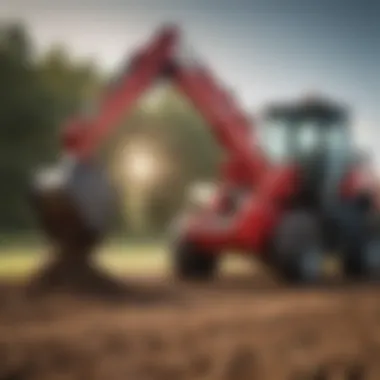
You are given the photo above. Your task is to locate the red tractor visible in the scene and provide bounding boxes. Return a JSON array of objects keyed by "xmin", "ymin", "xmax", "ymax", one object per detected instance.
[
  {"xmin": 30, "ymin": 25, "xmax": 380, "ymax": 285},
  {"xmin": 174, "ymin": 97, "xmax": 380, "ymax": 283}
]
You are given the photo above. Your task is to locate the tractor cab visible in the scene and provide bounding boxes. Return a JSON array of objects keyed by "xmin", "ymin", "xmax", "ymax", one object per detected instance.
[{"xmin": 259, "ymin": 97, "xmax": 354, "ymax": 207}]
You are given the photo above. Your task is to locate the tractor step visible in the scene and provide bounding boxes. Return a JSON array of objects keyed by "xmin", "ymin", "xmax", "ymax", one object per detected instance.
[{"xmin": 30, "ymin": 158, "xmax": 117, "ymax": 250}]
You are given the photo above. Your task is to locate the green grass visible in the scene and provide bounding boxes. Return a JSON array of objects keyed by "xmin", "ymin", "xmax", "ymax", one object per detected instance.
[
  {"xmin": 0, "ymin": 241, "xmax": 253, "ymax": 280},
  {"xmin": 0, "ymin": 247, "xmax": 44, "ymax": 278},
  {"xmin": 96, "ymin": 242, "xmax": 168, "ymax": 277},
  {"xmin": 0, "ymin": 242, "xmax": 167, "ymax": 279}
]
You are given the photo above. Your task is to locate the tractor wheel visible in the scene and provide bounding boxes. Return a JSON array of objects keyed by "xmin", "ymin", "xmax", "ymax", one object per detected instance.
[
  {"xmin": 270, "ymin": 210, "xmax": 325, "ymax": 284},
  {"xmin": 342, "ymin": 236, "xmax": 380, "ymax": 280},
  {"xmin": 173, "ymin": 239, "xmax": 218, "ymax": 281},
  {"xmin": 341, "ymin": 207, "xmax": 380, "ymax": 280}
]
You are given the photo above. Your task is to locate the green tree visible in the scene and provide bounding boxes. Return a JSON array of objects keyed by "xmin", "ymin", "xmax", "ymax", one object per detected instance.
[
  {"xmin": 0, "ymin": 23, "xmax": 58, "ymax": 231},
  {"xmin": 38, "ymin": 44, "xmax": 102, "ymax": 122}
]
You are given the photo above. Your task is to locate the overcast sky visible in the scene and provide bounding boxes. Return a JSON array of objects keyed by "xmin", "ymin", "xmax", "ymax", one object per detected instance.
[{"xmin": 1, "ymin": 0, "xmax": 379, "ymax": 163}]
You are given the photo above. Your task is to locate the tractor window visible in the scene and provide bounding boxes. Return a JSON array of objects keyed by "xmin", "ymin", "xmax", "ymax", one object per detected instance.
[
  {"xmin": 259, "ymin": 115, "xmax": 351, "ymax": 166},
  {"xmin": 323, "ymin": 122, "xmax": 352, "ymax": 175},
  {"xmin": 324, "ymin": 122, "xmax": 350, "ymax": 154},
  {"xmin": 260, "ymin": 118, "xmax": 291, "ymax": 164},
  {"xmin": 296, "ymin": 121, "xmax": 320, "ymax": 156}
]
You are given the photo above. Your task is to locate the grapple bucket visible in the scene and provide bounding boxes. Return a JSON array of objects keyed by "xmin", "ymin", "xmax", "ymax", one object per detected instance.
[{"xmin": 30, "ymin": 159, "xmax": 117, "ymax": 251}]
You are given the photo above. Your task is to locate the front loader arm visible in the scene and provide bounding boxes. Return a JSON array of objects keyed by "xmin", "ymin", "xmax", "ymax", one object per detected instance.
[
  {"xmin": 63, "ymin": 26, "xmax": 178, "ymax": 160},
  {"xmin": 61, "ymin": 25, "xmax": 267, "ymax": 188},
  {"xmin": 172, "ymin": 61, "xmax": 267, "ymax": 185}
]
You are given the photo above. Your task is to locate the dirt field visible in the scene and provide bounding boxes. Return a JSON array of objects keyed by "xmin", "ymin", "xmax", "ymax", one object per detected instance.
[{"xmin": 0, "ymin": 266, "xmax": 380, "ymax": 380}]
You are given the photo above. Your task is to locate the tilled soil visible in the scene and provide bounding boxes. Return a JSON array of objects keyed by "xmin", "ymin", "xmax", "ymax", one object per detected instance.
[{"xmin": 0, "ymin": 275, "xmax": 380, "ymax": 380}]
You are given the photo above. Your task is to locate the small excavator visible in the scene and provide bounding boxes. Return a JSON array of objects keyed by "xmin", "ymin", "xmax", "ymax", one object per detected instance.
[{"xmin": 31, "ymin": 25, "xmax": 380, "ymax": 285}]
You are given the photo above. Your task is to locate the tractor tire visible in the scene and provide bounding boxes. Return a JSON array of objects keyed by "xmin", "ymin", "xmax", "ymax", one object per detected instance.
[
  {"xmin": 341, "ymin": 206, "xmax": 380, "ymax": 280},
  {"xmin": 173, "ymin": 239, "xmax": 218, "ymax": 281},
  {"xmin": 270, "ymin": 210, "xmax": 325, "ymax": 284}
]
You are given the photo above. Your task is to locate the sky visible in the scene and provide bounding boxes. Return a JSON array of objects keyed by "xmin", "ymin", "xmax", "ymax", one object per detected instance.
[{"xmin": 0, "ymin": 0, "xmax": 379, "ymax": 163}]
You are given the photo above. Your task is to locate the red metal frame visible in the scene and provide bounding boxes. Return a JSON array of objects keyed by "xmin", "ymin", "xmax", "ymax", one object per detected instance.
[
  {"xmin": 63, "ymin": 26, "xmax": 178, "ymax": 159},
  {"xmin": 186, "ymin": 166, "xmax": 298, "ymax": 251},
  {"xmin": 62, "ymin": 26, "xmax": 267, "ymax": 182},
  {"xmin": 172, "ymin": 62, "xmax": 267, "ymax": 185}
]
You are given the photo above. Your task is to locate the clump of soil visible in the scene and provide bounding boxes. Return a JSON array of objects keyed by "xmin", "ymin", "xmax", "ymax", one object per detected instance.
[
  {"xmin": 29, "ymin": 185, "xmax": 129, "ymax": 299},
  {"xmin": 28, "ymin": 251, "xmax": 128, "ymax": 299},
  {"xmin": 26, "ymin": 247, "xmax": 180, "ymax": 306}
]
